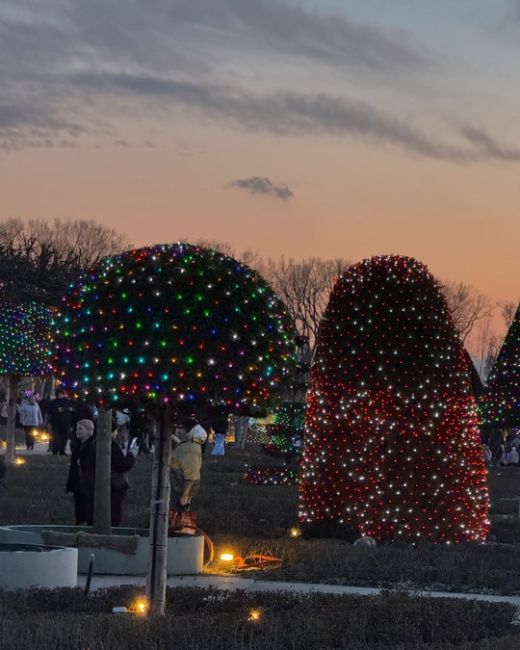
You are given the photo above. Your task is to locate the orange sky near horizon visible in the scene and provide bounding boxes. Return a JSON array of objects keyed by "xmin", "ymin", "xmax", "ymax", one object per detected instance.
[{"xmin": 1, "ymin": 131, "xmax": 518, "ymax": 310}]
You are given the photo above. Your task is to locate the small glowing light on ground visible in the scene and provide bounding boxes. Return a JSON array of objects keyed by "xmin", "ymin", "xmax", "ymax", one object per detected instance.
[
  {"xmin": 248, "ymin": 608, "xmax": 262, "ymax": 622},
  {"xmin": 14, "ymin": 458, "xmax": 26, "ymax": 466},
  {"xmin": 289, "ymin": 527, "xmax": 302, "ymax": 538},
  {"xmin": 129, "ymin": 596, "xmax": 149, "ymax": 616},
  {"xmin": 39, "ymin": 434, "xmax": 49, "ymax": 443},
  {"xmin": 219, "ymin": 552, "xmax": 235, "ymax": 562}
]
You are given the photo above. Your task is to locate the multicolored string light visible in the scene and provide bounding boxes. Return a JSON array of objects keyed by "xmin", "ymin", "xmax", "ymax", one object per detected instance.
[
  {"xmin": 480, "ymin": 303, "xmax": 520, "ymax": 429},
  {"xmin": 298, "ymin": 255, "xmax": 489, "ymax": 543},
  {"xmin": 243, "ymin": 465, "xmax": 297, "ymax": 486},
  {"xmin": 0, "ymin": 301, "xmax": 54, "ymax": 376},
  {"xmin": 262, "ymin": 403, "xmax": 305, "ymax": 458},
  {"xmin": 54, "ymin": 243, "xmax": 296, "ymax": 409},
  {"xmin": 245, "ymin": 402, "xmax": 305, "ymax": 485}
]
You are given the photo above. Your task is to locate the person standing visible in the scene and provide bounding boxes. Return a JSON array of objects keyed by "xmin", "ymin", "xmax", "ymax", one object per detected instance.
[
  {"xmin": 110, "ymin": 425, "xmax": 136, "ymax": 526},
  {"xmin": 115, "ymin": 408, "xmax": 131, "ymax": 450},
  {"xmin": 19, "ymin": 395, "xmax": 43, "ymax": 450},
  {"xmin": 66, "ymin": 419, "xmax": 96, "ymax": 525},
  {"xmin": 169, "ymin": 411, "xmax": 207, "ymax": 533},
  {"xmin": 208, "ymin": 407, "xmax": 228, "ymax": 457},
  {"xmin": 66, "ymin": 419, "xmax": 136, "ymax": 527},
  {"xmin": 48, "ymin": 390, "xmax": 75, "ymax": 455}
]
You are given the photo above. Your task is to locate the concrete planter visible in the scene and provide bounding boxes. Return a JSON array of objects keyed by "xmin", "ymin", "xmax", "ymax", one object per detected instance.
[
  {"xmin": 0, "ymin": 542, "xmax": 78, "ymax": 590},
  {"xmin": 0, "ymin": 526, "xmax": 204, "ymax": 576}
]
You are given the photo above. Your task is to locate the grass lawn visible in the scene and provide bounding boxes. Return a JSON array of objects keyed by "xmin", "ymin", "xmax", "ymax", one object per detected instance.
[{"xmin": 2, "ymin": 446, "xmax": 520, "ymax": 596}]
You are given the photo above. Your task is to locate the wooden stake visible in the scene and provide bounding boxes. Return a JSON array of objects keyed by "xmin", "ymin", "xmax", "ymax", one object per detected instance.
[
  {"xmin": 146, "ymin": 404, "xmax": 172, "ymax": 616},
  {"xmin": 93, "ymin": 408, "xmax": 112, "ymax": 535}
]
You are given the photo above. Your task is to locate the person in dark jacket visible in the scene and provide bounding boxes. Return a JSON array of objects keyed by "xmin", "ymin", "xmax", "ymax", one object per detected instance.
[
  {"xmin": 66, "ymin": 419, "xmax": 96, "ymax": 525},
  {"xmin": 110, "ymin": 425, "xmax": 136, "ymax": 526},
  {"xmin": 128, "ymin": 408, "xmax": 150, "ymax": 455},
  {"xmin": 48, "ymin": 390, "xmax": 75, "ymax": 455},
  {"xmin": 66, "ymin": 419, "xmax": 136, "ymax": 527}
]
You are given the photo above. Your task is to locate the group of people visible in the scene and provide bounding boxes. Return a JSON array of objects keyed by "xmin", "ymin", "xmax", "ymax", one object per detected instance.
[
  {"xmin": 0, "ymin": 390, "xmax": 89, "ymax": 453},
  {"xmin": 66, "ymin": 416, "xmax": 137, "ymax": 527},
  {"xmin": 0, "ymin": 388, "xmax": 229, "ymax": 530},
  {"xmin": 483, "ymin": 428, "xmax": 520, "ymax": 467},
  {"xmin": 64, "ymin": 401, "xmax": 227, "ymax": 531}
]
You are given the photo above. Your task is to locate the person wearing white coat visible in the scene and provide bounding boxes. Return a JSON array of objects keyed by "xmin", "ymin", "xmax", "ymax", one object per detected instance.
[{"xmin": 18, "ymin": 396, "xmax": 43, "ymax": 450}]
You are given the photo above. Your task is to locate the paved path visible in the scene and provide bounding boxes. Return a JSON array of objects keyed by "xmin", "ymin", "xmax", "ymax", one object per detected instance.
[{"xmin": 78, "ymin": 573, "xmax": 520, "ymax": 607}]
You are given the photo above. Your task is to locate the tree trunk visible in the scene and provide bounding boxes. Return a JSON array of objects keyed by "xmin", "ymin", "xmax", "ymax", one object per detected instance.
[
  {"xmin": 93, "ymin": 409, "xmax": 112, "ymax": 534},
  {"xmin": 146, "ymin": 404, "xmax": 172, "ymax": 616},
  {"xmin": 5, "ymin": 374, "xmax": 19, "ymax": 464}
]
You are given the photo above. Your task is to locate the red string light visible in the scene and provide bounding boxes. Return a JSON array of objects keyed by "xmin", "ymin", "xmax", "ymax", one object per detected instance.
[{"xmin": 298, "ymin": 255, "xmax": 489, "ymax": 543}]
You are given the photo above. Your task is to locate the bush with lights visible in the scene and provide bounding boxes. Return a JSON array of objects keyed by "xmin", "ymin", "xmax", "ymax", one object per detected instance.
[
  {"xmin": 262, "ymin": 402, "xmax": 305, "ymax": 458},
  {"xmin": 54, "ymin": 243, "xmax": 296, "ymax": 409},
  {"xmin": 0, "ymin": 298, "xmax": 54, "ymax": 462},
  {"xmin": 298, "ymin": 255, "xmax": 489, "ymax": 543},
  {"xmin": 0, "ymin": 300, "xmax": 54, "ymax": 376},
  {"xmin": 244, "ymin": 403, "xmax": 304, "ymax": 485},
  {"xmin": 480, "ymin": 303, "xmax": 520, "ymax": 430}
]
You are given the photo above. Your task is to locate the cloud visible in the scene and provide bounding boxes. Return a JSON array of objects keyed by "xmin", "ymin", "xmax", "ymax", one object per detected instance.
[
  {"xmin": 0, "ymin": 0, "xmax": 519, "ymax": 163},
  {"xmin": 228, "ymin": 176, "xmax": 293, "ymax": 200},
  {"xmin": 170, "ymin": 0, "xmax": 430, "ymax": 72},
  {"xmin": 0, "ymin": 100, "xmax": 88, "ymax": 151},
  {"xmin": 70, "ymin": 71, "xmax": 520, "ymax": 163},
  {"xmin": 460, "ymin": 126, "xmax": 520, "ymax": 161}
]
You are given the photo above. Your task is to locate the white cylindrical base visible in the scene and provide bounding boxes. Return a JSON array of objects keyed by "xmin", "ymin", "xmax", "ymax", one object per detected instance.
[{"xmin": 0, "ymin": 543, "xmax": 78, "ymax": 590}]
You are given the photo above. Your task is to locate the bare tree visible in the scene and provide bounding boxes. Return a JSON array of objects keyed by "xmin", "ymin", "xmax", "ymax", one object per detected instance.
[
  {"xmin": 471, "ymin": 313, "xmax": 502, "ymax": 381},
  {"xmin": 264, "ymin": 257, "xmax": 349, "ymax": 356},
  {"xmin": 441, "ymin": 281, "xmax": 495, "ymax": 343},
  {"xmin": 467, "ymin": 300, "xmax": 518, "ymax": 382},
  {"xmin": 501, "ymin": 301, "xmax": 518, "ymax": 329},
  {"xmin": 189, "ymin": 238, "xmax": 263, "ymax": 270},
  {"xmin": 0, "ymin": 218, "xmax": 130, "ymax": 305}
]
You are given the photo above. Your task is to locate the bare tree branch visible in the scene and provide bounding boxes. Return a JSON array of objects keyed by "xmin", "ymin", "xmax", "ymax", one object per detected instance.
[
  {"xmin": 264, "ymin": 257, "xmax": 349, "ymax": 356},
  {"xmin": 441, "ymin": 280, "xmax": 495, "ymax": 343},
  {"xmin": 501, "ymin": 301, "xmax": 518, "ymax": 329}
]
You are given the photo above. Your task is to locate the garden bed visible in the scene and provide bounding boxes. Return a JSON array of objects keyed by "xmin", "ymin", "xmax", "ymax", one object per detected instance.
[{"xmin": 1, "ymin": 585, "xmax": 519, "ymax": 649}]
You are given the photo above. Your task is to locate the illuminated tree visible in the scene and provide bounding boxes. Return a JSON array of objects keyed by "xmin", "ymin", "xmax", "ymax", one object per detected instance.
[
  {"xmin": 245, "ymin": 336, "xmax": 310, "ymax": 486},
  {"xmin": 0, "ymin": 300, "xmax": 54, "ymax": 463},
  {"xmin": 55, "ymin": 243, "xmax": 295, "ymax": 408},
  {"xmin": 298, "ymin": 255, "xmax": 489, "ymax": 543},
  {"xmin": 55, "ymin": 242, "xmax": 296, "ymax": 614},
  {"xmin": 480, "ymin": 303, "xmax": 520, "ymax": 429},
  {"xmin": 244, "ymin": 402, "xmax": 305, "ymax": 486},
  {"xmin": 262, "ymin": 402, "xmax": 305, "ymax": 459}
]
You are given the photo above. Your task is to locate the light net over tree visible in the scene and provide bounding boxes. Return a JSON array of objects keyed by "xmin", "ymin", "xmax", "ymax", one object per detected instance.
[
  {"xmin": 0, "ymin": 301, "xmax": 54, "ymax": 376},
  {"xmin": 480, "ymin": 303, "xmax": 520, "ymax": 429},
  {"xmin": 55, "ymin": 243, "xmax": 295, "ymax": 410},
  {"xmin": 298, "ymin": 255, "xmax": 489, "ymax": 543}
]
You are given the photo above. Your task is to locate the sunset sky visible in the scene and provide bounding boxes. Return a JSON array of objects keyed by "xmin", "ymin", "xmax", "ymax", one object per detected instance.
[{"xmin": 1, "ymin": 1, "xmax": 519, "ymax": 315}]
